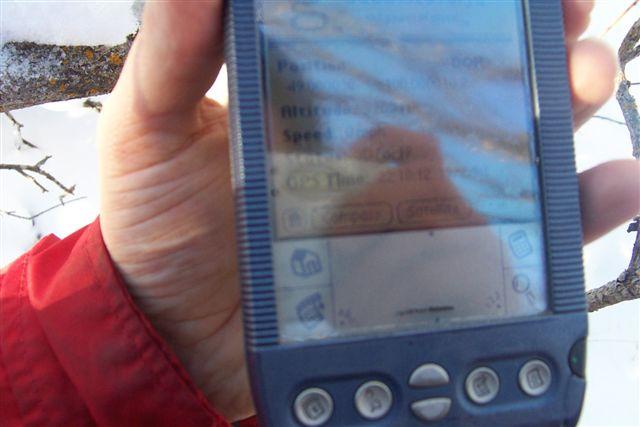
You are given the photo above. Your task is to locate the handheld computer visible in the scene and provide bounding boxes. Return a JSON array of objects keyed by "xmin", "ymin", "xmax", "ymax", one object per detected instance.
[{"xmin": 225, "ymin": 0, "xmax": 587, "ymax": 425}]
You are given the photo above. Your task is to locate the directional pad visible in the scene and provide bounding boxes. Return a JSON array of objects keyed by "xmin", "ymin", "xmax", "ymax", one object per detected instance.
[
  {"xmin": 409, "ymin": 363, "xmax": 450, "ymax": 388},
  {"xmin": 411, "ymin": 397, "xmax": 451, "ymax": 422}
]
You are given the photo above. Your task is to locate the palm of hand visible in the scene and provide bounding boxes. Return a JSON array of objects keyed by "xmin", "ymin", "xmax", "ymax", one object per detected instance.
[{"xmin": 99, "ymin": 99, "xmax": 250, "ymax": 419}]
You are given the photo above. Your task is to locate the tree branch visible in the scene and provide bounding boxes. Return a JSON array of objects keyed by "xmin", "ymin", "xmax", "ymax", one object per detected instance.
[
  {"xmin": 83, "ymin": 98, "xmax": 103, "ymax": 113},
  {"xmin": 602, "ymin": 0, "xmax": 639, "ymax": 36},
  {"xmin": 0, "ymin": 156, "xmax": 75, "ymax": 194},
  {"xmin": 0, "ymin": 196, "xmax": 87, "ymax": 221},
  {"xmin": 586, "ymin": 17, "xmax": 640, "ymax": 312},
  {"xmin": 618, "ymin": 17, "xmax": 640, "ymax": 69},
  {"xmin": 4, "ymin": 112, "xmax": 38, "ymax": 149},
  {"xmin": 0, "ymin": 33, "xmax": 135, "ymax": 112},
  {"xmin": 587, "ymin": 218, "xmax": 640, "ymax": 312},
  {"xmin": 616, "ymin": 79, "xmax": 640, "ymax": 158},
  {"xmin": 593, "ymin": 115, "xmax": 628, "ymax": 126}
]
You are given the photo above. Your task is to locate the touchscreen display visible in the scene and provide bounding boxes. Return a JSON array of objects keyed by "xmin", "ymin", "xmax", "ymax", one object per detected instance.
[{"xmin": 257, "ymin": 0, "xmax": 548, "ymax": 342}]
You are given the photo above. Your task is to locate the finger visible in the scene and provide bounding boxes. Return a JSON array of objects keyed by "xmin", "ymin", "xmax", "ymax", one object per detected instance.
[
  {"xmin": 579, "ymin": 159, "xmax": 640, "ymax": 244},
  {"xmin": 112, "ymin": 0, "xmax": 224, "ymax": 117},
  {"xmin": 568, "ymin": 39, "xmax": 618, "ymax": 129},
  {"xmin": 562, "ymin": 0, "xmax": 594, "ymax": 41}
]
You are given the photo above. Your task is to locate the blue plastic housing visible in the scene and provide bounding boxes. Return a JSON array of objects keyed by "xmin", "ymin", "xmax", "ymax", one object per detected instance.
[{"xmin": 224, "ymin": 0, "xmax": 587, "ymax": 425}]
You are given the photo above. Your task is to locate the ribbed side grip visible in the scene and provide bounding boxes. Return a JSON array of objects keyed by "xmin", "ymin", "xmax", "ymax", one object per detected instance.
[
  {"xmin": 528, "ymin": 1, "xmax": 586, "ymax": 312},
  {"xmin": 225, "ymin": 0, "xmax": 279, "ymax": 348}
]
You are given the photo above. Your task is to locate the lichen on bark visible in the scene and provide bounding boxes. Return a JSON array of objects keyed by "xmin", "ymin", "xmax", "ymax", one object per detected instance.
[{"xmin": 0, "ymin": 33, "xmax": 135, "ymax": 112}]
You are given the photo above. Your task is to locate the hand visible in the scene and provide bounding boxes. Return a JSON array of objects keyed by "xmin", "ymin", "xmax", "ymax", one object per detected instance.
[{"xmin": 96, "ymin": 0, "xmax": 638, "ymax": 421}]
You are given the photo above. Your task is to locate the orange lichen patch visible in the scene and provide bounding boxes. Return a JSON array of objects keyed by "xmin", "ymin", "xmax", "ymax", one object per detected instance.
[
  {"xmin": 49, "ymin": 78, "xmax": 57, "ymax": 86},
  {"xmin": 108, "ymin": 53, "xmax": 123, "ymax": 66},
  {"xmin": 84, "ymin": 48, "xmax": 95, "ymax": 61},
  {"xmin": 88, "ymin": 88, "xmax": 99, "ymax": 95},
  {"xmin": 59, "ymin": 83, "xmax": 68, "ymax": 92}
]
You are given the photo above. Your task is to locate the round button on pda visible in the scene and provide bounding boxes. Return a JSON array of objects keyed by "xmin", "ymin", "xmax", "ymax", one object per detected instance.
[
  {"xmin": 354, "ymin": 380, "xmax": 393, "ymax": 420},
  {"xmin": 294, "ymin": 387, "xmax": 333, "ymax": 426},
  {"xmin": 465, "ymin": 367, "xmax": 500, "ymax": 404},
  {"xmin": 519, "ymin": 359, "xmax": 552, "ymax": 396}
]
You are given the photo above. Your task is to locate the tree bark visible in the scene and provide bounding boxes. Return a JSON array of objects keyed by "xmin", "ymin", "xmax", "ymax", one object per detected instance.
[
  {"xmin": 0, "ymin": 34, "xmax": 134, "ymax": 112},
  {"xmin": 587, "ymin": 218, "xmax": 640, "ymax": 312}
]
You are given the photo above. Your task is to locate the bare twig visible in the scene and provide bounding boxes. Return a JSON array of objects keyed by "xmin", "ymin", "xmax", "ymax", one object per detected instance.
[
  {"xmin": 83, "ymin": 99, "xmax": 103, "ymax": 113},
  {"xmin": 618, "ymin": 18, "xmax": 640, "ymax": 69},
  {"xmin": 593, "ymin": 115, "xmax": 628, "ymax": 126},
  {"xmin": 617, "ymin": 16, "xmax": 640, "ymax": 158},
  {"xmin": 4, "ymin": 111, "xmax": 22, "ymax": 129},
  {"xmin": 0, "ymin": 196, "xmax": 87, "ymax": 221},
  {"xmin": 3, "ymin": 112, "xmax": 38, "ymax": 149},
  {"xmin": 616, "ymin": 80, "xmax": 640, "ymax": 158},
  {"xmin": 0, "ymin": 156, "xmax": 75, "ymax": 194},
  {"xmin": 588, "ymin": 218, "xmax": 640, "ymax": 312},
  {"xmin": 602, "ymin": 0, "xmax": 639, "ymax": 37}
]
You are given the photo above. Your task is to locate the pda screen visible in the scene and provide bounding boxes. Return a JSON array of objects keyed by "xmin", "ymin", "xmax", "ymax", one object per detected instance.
[{"xmin": 257, "ymin": 0, "xmax": 548, "ymax": 342}]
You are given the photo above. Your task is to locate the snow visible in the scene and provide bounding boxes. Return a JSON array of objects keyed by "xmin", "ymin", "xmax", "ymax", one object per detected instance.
[
  {"xmin": 0, "ymin": 43, "xmax": 29, "ymax": 79},
  {"xmin": 1, "ymin": 98, "xmax": 102, "ymax": 264},
  {"xmin": 0, "ymin": 1, "xmax": 137, "ymax": 46},
  {"xmin": 1, "ymin": 1, "xmax": 639, "ymax": 425}
]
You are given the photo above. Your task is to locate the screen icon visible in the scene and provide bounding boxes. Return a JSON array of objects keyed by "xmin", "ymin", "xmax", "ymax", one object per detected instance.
[
  {"xmin": 485, "ymin": 291, "xmax": 503, "ymax": 310},
  {"xmin": 337, "ymin": 308, "xmax": 355, "ymax": 327},
  {"xmin": 508, "ymin": 230, "xmax": 533, "ymax": 259},
  {"xmin": 512, "ymin": 274, "xmax": 531, "ymax": 293},
  {"xmin": 296, "ymin": 292, "xmax": 325, "ymax": 330},
  {"xmin": 291, "ymin": 248, "xmax": 323, "ymax": 277},
  {"xmin": 282, "ymin": 207, "xmax": 307, "ymax": 232},
  {"xmin": 512, "ymin": 273, "xmax": 537, "ymax": 307}
]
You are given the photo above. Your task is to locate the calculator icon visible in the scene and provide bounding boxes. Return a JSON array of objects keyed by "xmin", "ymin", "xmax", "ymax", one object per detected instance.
[{"xmin": 508, "ymin": 230, "xmax": 533, "ymax": 259}]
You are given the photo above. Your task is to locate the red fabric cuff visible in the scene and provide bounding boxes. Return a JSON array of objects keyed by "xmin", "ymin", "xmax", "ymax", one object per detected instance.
[{"xmin": 1, "ymin": 219, "xmax": 234, "ymax": 426}]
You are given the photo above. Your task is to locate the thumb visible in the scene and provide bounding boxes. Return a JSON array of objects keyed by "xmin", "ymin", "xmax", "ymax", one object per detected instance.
[{"xmin": 112, "ymin": 0, "xmax": 225, "ymax": 117}]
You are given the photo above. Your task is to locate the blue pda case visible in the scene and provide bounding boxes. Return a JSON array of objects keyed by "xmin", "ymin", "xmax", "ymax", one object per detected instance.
[{"xmin": 225, "ymin": 1, "xmax": 587, "ymax": 425}]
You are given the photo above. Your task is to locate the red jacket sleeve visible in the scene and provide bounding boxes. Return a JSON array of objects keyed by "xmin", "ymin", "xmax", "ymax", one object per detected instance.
[{"xmin": 0, "ymin": 218, "xmax": 257, "ymax": 427}]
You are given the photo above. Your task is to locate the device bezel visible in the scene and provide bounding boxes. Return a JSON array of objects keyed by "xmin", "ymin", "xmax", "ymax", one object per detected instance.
[{"xmin": 225, "ymin": 0, "xmax": 587, "ymax": 425}]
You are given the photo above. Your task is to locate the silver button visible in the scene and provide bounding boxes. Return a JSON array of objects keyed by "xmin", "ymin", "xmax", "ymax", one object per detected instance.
[
  {"xmin": 411, "ymin": 397, "xmax": 451, "ymax": 422},
  {"xmin": 519, "ymin": 359, "xmax": 552, "ymax": 396},
  {"xmin": 409, "ymin": 363, "xmax": 450, "ymax": 387},
  {"xmin": 294, "ymin": 388, "xmax": 333, "ymax": 426},
  {"xmin": 354, "ymin": 381, "xmax": 393, "ymax": 420},
  {"xmin": 465, "ymin": 367, "xmax": 500, "ymax": 404}
]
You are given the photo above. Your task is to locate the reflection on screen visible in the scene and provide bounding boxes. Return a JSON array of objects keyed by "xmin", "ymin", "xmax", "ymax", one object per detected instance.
[{"xmin": 257, "ymin": 0, "xmax": 548, "ymax": 342}]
